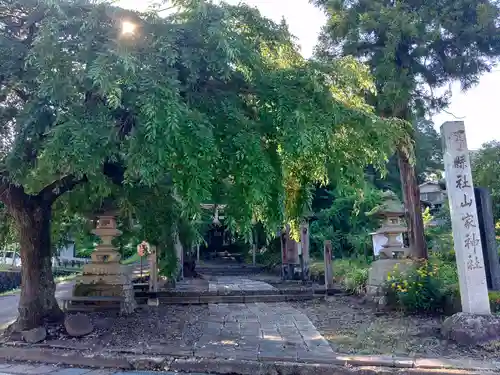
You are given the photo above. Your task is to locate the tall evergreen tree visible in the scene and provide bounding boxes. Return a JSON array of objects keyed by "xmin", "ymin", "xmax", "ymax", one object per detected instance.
[{"xmin": 313, "ymin": 0, "xmax": 500, "ymax": 258}]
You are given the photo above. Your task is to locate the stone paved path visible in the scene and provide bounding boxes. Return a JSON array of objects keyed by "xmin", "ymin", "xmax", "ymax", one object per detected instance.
[
  {"xmin": 193, "ymin": 277, "xmax": 334, "ymax": 362},
  {"xmin": 208, "ymin": 276, "xmax": 277, "ymax": 292},
  {"xmin": 194, "ymin": 301, "xmax": 333, "ymax": 362}
]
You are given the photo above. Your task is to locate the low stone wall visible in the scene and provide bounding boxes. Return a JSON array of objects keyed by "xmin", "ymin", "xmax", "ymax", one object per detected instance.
[
  {"xmin": 0, "ymin": 268, "xmax": 75, "ymax": 294},
  {"xmin": 0, "ymin": 270, "xmax": 21, "ymax": 293}
]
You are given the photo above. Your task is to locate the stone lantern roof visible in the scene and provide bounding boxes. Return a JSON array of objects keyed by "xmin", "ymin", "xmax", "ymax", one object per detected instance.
[{"xmin": 366, "ymin": 190, "xmax": 405, "ymax": 217}]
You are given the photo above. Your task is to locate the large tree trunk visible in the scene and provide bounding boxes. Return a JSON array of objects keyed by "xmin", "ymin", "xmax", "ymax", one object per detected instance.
[
  {"xmin": 398, "ymin": 149, "xmax": 428, "ymax": 259},
  {"xmin": 6, "ymin": 188, "xmax": 63, "ymax": 331}
]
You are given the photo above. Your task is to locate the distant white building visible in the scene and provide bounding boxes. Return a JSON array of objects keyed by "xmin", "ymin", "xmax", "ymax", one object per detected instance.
[{"xmin": 419, "ymin": 181, "xmax": 446, "ymax": 212}]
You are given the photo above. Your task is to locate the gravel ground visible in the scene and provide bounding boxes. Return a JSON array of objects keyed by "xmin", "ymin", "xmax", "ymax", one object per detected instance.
[
  {"xmin": 291, "ymin": 295, "xmax": 500, "ymax": 360},
  {"xmin": 24, "ymin": 305, "xmax": 209, "ymax": 351}
]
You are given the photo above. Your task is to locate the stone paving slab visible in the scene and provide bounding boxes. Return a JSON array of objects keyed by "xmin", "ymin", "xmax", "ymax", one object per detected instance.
[
  {"xmin": 51, "ymin": 369, "xmax": 92, "ymax": 375},
  {"xmin": 193, "ymin": 301, "xmax": 334, "ymax": 362},
  {"xmin": 208, "ymin": 277, "xmax": 277, "ymax": 293}
]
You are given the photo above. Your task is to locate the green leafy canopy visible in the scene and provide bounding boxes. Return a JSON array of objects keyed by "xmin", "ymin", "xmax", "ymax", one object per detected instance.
[{"xmin": 0, "ymin": 0, "xmax": 406, "ymax": 244}]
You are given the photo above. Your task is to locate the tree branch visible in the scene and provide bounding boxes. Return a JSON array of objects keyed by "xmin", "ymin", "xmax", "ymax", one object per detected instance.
[
  {"xmin": 39, "ymin": 175, "xmax": 88, "ymax": 203},
  {"xmin": 440, "ymin": 108, "xmax": 466, "ymax": 120}
]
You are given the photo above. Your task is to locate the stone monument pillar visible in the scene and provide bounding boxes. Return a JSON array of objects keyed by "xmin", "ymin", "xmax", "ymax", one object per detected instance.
[
  {"xmin": 73, "ymin": 212, "xmax": 136, "ymax": 313},
  {"xmin": 366, "ymin": 191, "xmax": 412, "ymax": 296},
  {"xmin": 441, "ymin": 121, "xmax": 490, "ymax": 314},
  {"xmin": 438, "ymin": 122, "xmax": 500, "ymax": 345}
]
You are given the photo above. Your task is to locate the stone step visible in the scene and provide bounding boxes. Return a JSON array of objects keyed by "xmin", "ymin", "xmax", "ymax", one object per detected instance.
[
  {"xmin": 64, "ymin": 304, "xmax": 121, "ymax": 312},
  {"xmin": 156, "ymin": 293, "xmax": 324, "ymax": 304},
  {"xmin": 134, "ymin": 287, "xmax": 340, "ymax": 298},
  {"xmin": 65, "ymin": 288, "xmax": 341, "ymax": 309},
  {"xmin": 197, "ymin": 270, "xmax": 264, "ymax": 277},
  {"xmin": 133, "ymin": 283, "xmax": 149, "ymax": 291}
]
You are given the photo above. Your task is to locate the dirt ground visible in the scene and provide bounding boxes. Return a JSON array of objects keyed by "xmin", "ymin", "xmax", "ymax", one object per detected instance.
[
  {"xmin": 2, "ymin": 305, "xmax": 208, "ymax": 352},
  {"xmin": 291, "ymin": 295, "xmax": 500, "ymax": 360}
]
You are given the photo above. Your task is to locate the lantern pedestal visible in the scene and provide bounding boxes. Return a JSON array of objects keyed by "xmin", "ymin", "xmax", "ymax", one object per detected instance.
[
  {"xmin": 366, "ymin": 259, "xmax": 413, "ymax": 296},
  {"xmin": 73, "ymin": 212, "xmax": 136, "ymax": 314}
]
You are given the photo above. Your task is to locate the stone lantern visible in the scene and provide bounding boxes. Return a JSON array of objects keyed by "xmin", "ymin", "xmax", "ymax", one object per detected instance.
[
  {"xmin": 72, "ymin": 202, "xmax": 136, "ymax": 314},
  {"xmin": 366, "ymin": 191, "xmax": 412, "ymax": 296},
  {"xmin": 368, "ymin": 191, "xmax": 410, "ymax": 259}
]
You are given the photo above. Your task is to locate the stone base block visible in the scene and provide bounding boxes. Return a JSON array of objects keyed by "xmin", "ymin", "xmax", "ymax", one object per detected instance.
[
  {"xmin": 442, "ymin": 312, "xmax": 500, "ymax": 345},
  {"xmin": 81, "ymin": 263, "xmax": 132, "ymax": 279},
  {"xmin": 366, "ymin": 259, "xmax": 413, "ymax": 296},
  {"xmin": 73, "ymin": 282, "xmax": 129, "ymax": 297},
  {"xmin": 73, "ymin": 281, "xmax": 136, "ymax": 314}
]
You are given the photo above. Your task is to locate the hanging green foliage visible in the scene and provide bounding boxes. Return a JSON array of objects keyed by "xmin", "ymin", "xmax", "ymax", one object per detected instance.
[{"xmin": 0, "ymin": 0, "xmax": 405, "ymax": 330}]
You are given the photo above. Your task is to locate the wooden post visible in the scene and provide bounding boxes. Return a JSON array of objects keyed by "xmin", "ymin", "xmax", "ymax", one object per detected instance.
[
  {"xmin": 148, "ymin": 246, "xmax": 158, "ymax": 292},
  {"xmin": 252, "ymin": 229, "xmax": 257, "ymax": 266},
  {"xmin": 196, "ymin": 243, "xmax": 200, "ymax": 262},
  {"xmin": 280, "ymin": 229, "xmax": 286, "ymax": 280},
  {"xmin": 324, "ymin": 240, "xmax": 333, "ymax": 289},
  {"xmin": 298, "ymin": 242, "xmax": 304, "ymax": 283},
  {"xmin": 300, "ymin": 222, "xmax": 310, "ymax": 281},
  {"xmin": 252, "ymin": 244, "xmax": 256, "ymax": 266},
  {"xmin": 147, "ymin": 246, "xmax": 159, "ymax": 306}
]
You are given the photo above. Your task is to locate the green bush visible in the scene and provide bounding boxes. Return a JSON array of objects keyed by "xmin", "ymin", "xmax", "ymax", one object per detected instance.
[
  {"xmin": 334, "ymin": 258, "xmax": 369, "ymax": 277},
  {"xmin": 489, "ymin": 291, "xmax": 500, "ymax": 313},
  {"xmin": 309, "ymin": 261, "xmax": 325, "ymax": 281},
  {"xmin": 425, "ymin": 204, "xmax": 453, "ymax": 253},
  {"xmin": 310, "ymin": 185, "xmax": 381, "ymax": 259},
  {"xmin": 334, "ymin": 258, "xmax": 369, "ymax": 293},
  {"xmin": 309, "ymin": 257, "xmax": 369, "ymax": 293},
  {"xmin": 432, "ymin": 249, "xmax": 456, "ymax": 263},
  {"xmin": 384, "ymin": 259, "xmax": 457, "ymax": 313},
  {"xmin": 343, "ymin": 267, "xmax": 369, "ymax": 294}
]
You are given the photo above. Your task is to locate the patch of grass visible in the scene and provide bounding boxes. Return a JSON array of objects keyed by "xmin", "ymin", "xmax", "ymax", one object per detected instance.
[
  {"xmin": 310, "ymin": 257, "xmax": 370, "ymax": 293},
  {"xmin": 333, "ymin": 258, "xmax": 370, "ymax": 280},
  {"xmin": 0, "ymin": 264, "xmax": 18, "ymax": 271},
  {"xmin": 309, "ymin": 261, "xmax": 324, "ymax": 278}
]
